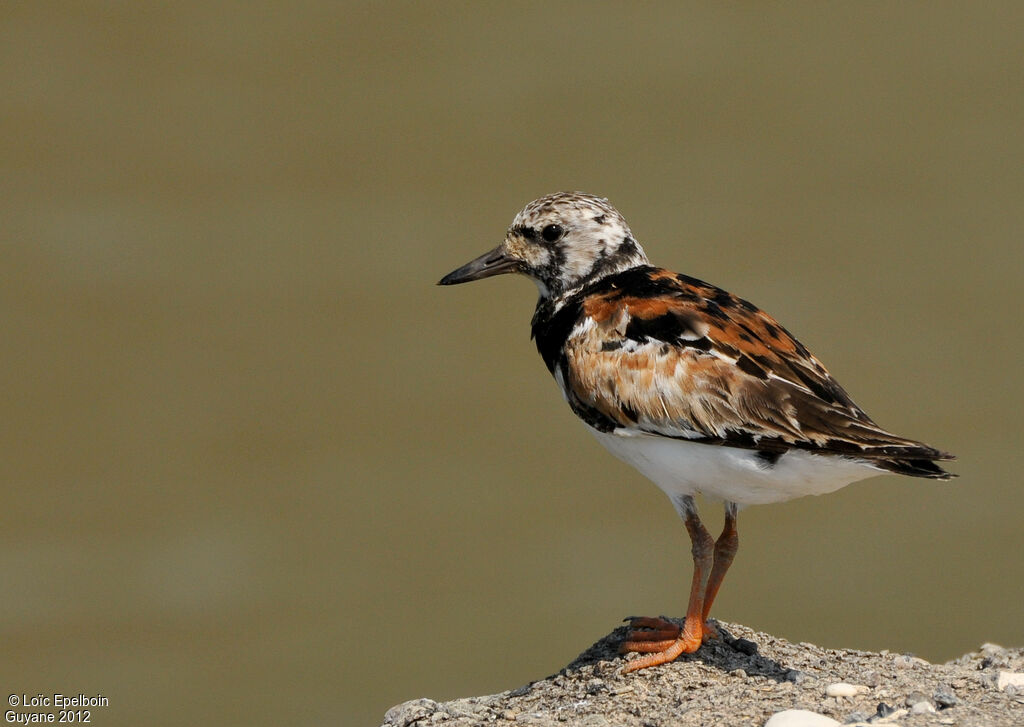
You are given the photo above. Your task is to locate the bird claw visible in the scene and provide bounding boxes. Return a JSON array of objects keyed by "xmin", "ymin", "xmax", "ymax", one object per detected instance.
[
  {"xmin": 620, "ymin": 616, "xmax": 707, "ymax": 673},
  {"xmin": 619, "ymin": 616, "xmax": 722, "ymax": 670}
]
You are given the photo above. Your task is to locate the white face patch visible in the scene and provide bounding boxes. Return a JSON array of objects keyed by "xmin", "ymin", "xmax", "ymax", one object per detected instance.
[
  {"xmin": 504, "ymin": 192, "xmax": 649, "ymax": 298},
  {"xmin": 506, "ymin": 238, "xmax": 551, "ymax": 269},
  {"xmin": 559, "ymin": 231, "xmax": 615, "ymax": 279}
]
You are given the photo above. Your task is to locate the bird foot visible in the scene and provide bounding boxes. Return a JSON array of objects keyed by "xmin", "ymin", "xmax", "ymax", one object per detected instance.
[
  {"xmin": 621, "ymin": 615, "xmax": 681, "ymax": 643},
  {"xmin": 619, "ymin": 616, "xmax": 717, "ymax": 672}
]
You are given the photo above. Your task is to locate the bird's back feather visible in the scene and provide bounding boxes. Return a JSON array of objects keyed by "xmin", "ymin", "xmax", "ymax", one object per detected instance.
[{"xmin": 532, "ymin": 266, "xmax": 955, "ymax": 480}]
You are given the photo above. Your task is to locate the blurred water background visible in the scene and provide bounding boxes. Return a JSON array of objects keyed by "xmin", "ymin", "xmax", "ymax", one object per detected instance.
[{"xmin": 1, "ymin": 3, "xmax": 1022, "ymax": 726}]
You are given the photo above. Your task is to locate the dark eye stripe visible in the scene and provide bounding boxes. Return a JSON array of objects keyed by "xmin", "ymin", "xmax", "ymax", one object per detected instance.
[{"xmin": 513, "ymin": 225, "xmax": 536, "ymax": 240}]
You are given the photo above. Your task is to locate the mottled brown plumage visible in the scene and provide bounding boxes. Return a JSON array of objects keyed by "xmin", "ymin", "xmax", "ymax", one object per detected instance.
[{"xmin": 558, "ymin": 266, "xmax": 954, "ymax": 477}]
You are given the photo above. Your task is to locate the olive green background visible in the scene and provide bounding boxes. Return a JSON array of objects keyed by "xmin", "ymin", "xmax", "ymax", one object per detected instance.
[{"xmin": 2, "ymin": 3, "xmax": 1021, "ymax": 726}]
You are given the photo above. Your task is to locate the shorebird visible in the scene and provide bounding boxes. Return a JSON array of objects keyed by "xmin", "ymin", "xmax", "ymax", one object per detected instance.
[{"xmin": 439, "ymin": 192, "xmax": 954, "ymax": 672}]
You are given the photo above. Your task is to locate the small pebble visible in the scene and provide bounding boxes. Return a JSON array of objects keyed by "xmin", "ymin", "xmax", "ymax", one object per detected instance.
[
  {"xmin": 933, "ymin": 688, "xmax": 958, "ymax": 709},
  {"xmin": 501, "ymin": 710, "xmax": 517, "ymax": 720},
  {"xmin": 910, "ymin": 702, "xmax": 936, "ymax": 714},
  {"xmin": 875, "ymin": 702, "xmax": 896, "ymax": 718},
  {"xmin": 785, "ymin": 669, "xmax": 809, "ymax": 684},
  {"xmin": 764, "ymin": 709, "xmax": 841, "ymax": 727},
  {"xmin": 874, "ymin": 706, "xmax": 908, "ymax": 724},
  {"xmin": 827, "ymin": 683, "xmax": 867, "ymax": 698},
  {"xmin": 730, "ymin": 668, "xmax": 747, "ymax": 679},
  {"xmin": 996, "ymin": 671, "xmax": 1024, "ymax": 691},
  {"xmin": 903, "ymin": 691, "xmax": 928, "ymax": 707},
  {"xmin": 445, "ymin": 705, "xmax": 479, "ymax": 720}
]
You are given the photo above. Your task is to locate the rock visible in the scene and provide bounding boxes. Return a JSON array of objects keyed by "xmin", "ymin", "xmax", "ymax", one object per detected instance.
[
  {"xmin": 785, "ymin": 669, "xmax": 809, "ymax": 684},
  {"xmin": 379, "ymin": 622, "xmax": 1024, "ymax": 727},
  {"xmin": 875, "ymin": 702, "xmax": 897, "ymax": 718},
  {"xmin": 892, "ymin": 655, "xmax": 928, "ymax": 669},
  {"xmin": 382, "ymin": 698, "xmax": 439, "ymax": 727},
  {"xmin": 903, "ymin": 690, "xmax": 928, "ymax": 707},
  {"xmin": 825, "ymin": 682, "xmax": 866, "ymax": 698},
  {"xmin": 997, "ymin": 671, "xmax": 1024, "ymax": 692},
  {"xmin": 733, "ymin": 637, "xmax": 759, "ymax": 655},
  {"xmin": 764, "ymin": 709, "xmax": 840, "ymax": 727},
  {"xmin": 584, "ymin": 678, "xmax": 605, "ymax": 695},
  {"xmin": 933, "ymin": 687, "xmax": 958, "ymax": 709}
]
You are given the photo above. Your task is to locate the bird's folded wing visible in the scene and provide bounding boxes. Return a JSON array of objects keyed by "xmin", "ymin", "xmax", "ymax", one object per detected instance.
[{"xmin": 562, "ymin": 269, "xmax": 952, "ymax": 461}]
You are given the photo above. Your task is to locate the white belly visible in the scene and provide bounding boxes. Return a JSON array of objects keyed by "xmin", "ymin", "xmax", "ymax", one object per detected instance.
[{"xmin": 589, "ymin": 426, "xmax": 881, "ymax": 506}]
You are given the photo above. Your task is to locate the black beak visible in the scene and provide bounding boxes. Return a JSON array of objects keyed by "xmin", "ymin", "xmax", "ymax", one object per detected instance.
[{"xmin": 438, "ymin": 246, "xmax": 520, "ymax": 285}]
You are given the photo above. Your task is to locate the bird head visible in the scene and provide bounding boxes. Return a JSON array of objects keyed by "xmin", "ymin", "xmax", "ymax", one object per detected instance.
[{"xmin": 439, "ymin": 192, "xmax": 649, "ymax": 299}]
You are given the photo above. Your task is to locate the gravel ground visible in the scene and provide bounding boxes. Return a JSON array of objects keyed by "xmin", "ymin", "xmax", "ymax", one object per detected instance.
[{"xmin": 381, "ymin": 621, "xmax": 1024, "ymax": 727}]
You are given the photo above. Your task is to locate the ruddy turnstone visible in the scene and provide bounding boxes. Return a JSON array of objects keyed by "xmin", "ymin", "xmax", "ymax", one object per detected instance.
[{"xmin": 439, "ymin": 192, "xmax": 955, "ymax": 673}]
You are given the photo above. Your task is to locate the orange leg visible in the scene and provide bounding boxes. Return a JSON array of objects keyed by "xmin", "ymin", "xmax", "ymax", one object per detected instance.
[
  {"xmin": 620, "ymin": 498, "xmax": 740, "ymax": 673},
  {"xmin": 621, "ymin": 496, "xmax": 715, "ymax": 672},
  {"xmin": 702, "ymin": 502, "xmax": 738, "ymax": 625}
]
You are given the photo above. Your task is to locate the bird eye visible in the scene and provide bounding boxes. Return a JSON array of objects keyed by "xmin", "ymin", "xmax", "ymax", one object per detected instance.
[{"xmin": 541, "ymin": 224, "xmax": 564, "ymax": 243}]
